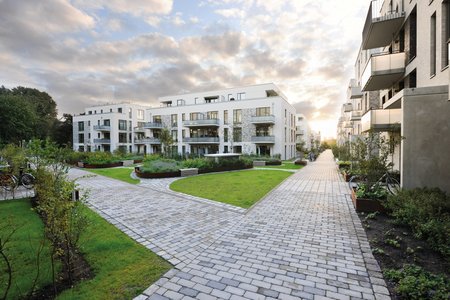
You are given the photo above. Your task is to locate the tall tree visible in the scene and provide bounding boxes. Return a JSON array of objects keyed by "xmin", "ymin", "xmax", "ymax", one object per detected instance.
[{"xmin": 52, "ymin": 114, "xmax": 73, "ymax": 147}]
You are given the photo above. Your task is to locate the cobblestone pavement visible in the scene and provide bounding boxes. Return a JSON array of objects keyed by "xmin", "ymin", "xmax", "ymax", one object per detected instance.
[
  {"xmin": 0, "ymin": 186, "xmax": 35, "ymax": 201},
  {"xmin": 70, "ymin": 150, "xmax": 389, "ymax": 300}
]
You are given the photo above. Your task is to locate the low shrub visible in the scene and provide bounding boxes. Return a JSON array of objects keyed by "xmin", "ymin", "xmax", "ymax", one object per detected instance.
[
  {"xmin": 384, "ymin": 264, "xmax": 449, "ymax": 299},
  {"xmin": 83, "ymin": 152, "xmax": 122, "ymax": 165},
  {"xmin": 337, "ymin": 161, "xmax": 351, "ymax": 170},
  {"xmin": 182, "ymin": 158, "xmax": 215, "ymax": 170},
  {"xmin": 356, "ymin": 183, "xmax": 388, "ymax": 200},
  {"xmin": 384, "ymin": 188, "xmax": 450, "ymax": 258},
  {"xmin": 140, "ymin": 159, "xmax": 181, "ymax": 173}
]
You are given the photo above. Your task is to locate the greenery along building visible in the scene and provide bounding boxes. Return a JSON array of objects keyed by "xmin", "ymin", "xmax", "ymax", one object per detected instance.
[
  {"xmin": 337, "ymin": 0, "xmax": 450, "ymax": 193},
  {"xmin": 72, "ymin": 83, "xmax": 298, "ymax": 160}
]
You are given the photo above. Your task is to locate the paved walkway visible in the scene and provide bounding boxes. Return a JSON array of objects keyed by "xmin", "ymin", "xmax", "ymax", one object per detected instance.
[{"xmin": 70, "ymin": 150, "xmax": 390, "ymax": 300}]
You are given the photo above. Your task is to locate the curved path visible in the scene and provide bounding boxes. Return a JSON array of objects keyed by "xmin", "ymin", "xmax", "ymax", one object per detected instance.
[{"xmin": 70, "ymin": 150, "xmax": 390, "ymax": 300}]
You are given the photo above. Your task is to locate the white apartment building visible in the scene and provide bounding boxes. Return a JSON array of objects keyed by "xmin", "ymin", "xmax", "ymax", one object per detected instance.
[
  {"xmin": 338, "ymin": 0, "xmax": 450, "ymax": 193},
  {"xmin": 73, "ymin": 103, "xmax": 149, "ymax": 153},
  {"xmin": 73, "ymin": 83, "xmax": 298, "ymax": 160},
  {"xmin": 295, "ymin": 113, "xmax": 312, "ymax": 150}
]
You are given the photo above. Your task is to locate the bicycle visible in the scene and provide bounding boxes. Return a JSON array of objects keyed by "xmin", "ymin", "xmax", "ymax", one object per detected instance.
[
  {"xmin": 0, "ymin": 165, "xmax": 35, "ymax": 191},
  {"xmin": 349, "ymin": 171, "xmax": 400, "ymax": 195}
]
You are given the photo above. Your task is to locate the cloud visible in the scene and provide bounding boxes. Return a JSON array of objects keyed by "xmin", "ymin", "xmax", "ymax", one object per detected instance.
[
  {"xmin": 214, "ymin": 8, "xmax": 246, "ymax": 19},
  {"xmin": 74, "ymin": 0, "xmax": 173, "ymax": 16}
]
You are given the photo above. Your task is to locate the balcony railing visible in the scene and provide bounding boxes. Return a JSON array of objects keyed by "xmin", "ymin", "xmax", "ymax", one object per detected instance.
[
  {"xmin": 143, "ymin": 122, "xmax": 163, "ymax": 129},
  {"xmin": 361, "ymin": 109, "xmax": 402, "ymax": 132},
  {"xmin": 343, "ymin": 103, "xmax": 353, "ymax": 112},
  {"xmin": 93, "ymin": 125, "xmax": 111, "ymax": 131},
  {"xmin": 134, "ymin": 127, "xmax": 146, "ymax": 132},
  {"xmin": 362, "ymin": 0, "xmax": 405, "ymax": 50},
  {"xmin": 183, "ymin": 119, "xmax": 220, "ymax": 127},
  {"xmin": 134, "ymin": 137, "xmax": 161, "ymax": 144},
  {"xmin": 250, "ymin": 115, "xmax": 275, "ymax": 124},
  {"xmin": 93, "ymin": 138, "xmax": 110, "ymax": 144},
  {"xmin": 351, "ymin": 111, "xmax": 363, "ymax": 121},
  {"xmin": 344, "ymin": 121, "xmax": 353, "ymax": 129},
  {"xmin": 251, "ymin": 136, "xmax": 275, "ymax": 143},
  {"xmin": 361, "ymin": 52, "xmax": 405, "ymax": 92},
  {"xmin": 347, "ymin": 79, "xmax": 363, "ymax": 99},
  {"xmin": 182, "ymin": 137, "xmax": 220, "ymax": 143}
]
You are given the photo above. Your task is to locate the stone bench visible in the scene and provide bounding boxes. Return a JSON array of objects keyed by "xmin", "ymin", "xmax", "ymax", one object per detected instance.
[
  {"xmin": 253, "ymin": 161, "xmax": 266, "ymax": 167},
  {"xmin": 180, "ymin": 168, "xmax": 199, "ymax": 177}
]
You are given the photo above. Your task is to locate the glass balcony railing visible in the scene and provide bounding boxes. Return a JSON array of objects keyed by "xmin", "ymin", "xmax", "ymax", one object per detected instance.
[
  {"xmin": 93, "ymin": 138, "xmax": 110, "ymax": 144},
  {"xmin": 183, "ymin": 119, "xmax": 220, "ymax": 126},
  {"xmin": 250, "ymin": 115, "xmax": 275, "ymax": 124},
  {"xmin": 143, "ymin": 122, "xmax": 163, "ymax": 129},
  {"xmin": 134, "ymin": 137, "xmax": 161, "ymax": 144},
  {"xmin": 93, "ymin": 125, "xmax": 111, "ymax": 131},
  {"xmin": 251, "ymin": 136, "xmax": 275, "ymax": 143},
  {"xmin": 182, "ymin": 137, "xmax": 220, "ymax": 143},
  {"xmin": 361, "ymin": 52, "xmax": 405, "ymax": 91},
  {"xmin": 361, "ymin": 109, "xmax": 402, "ymax": 132}
]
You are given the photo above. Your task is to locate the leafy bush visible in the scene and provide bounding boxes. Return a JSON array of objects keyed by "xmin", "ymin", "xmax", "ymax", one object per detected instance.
[
  {"xmin": 140, "ymin": 159, "xmax": 181, "ymax": 173},
  {"xmin": 337, "ymin": 161, "xmax": 351, "ymax": 170},
  {"xmin": 384, "ymin": 188, "xmax": 450, "ymax": 258},
  {"xmin": 182, "ymin": 158, "xmax": 215, "ymax": 170},
  {"xmin": 83, "ymin": 152, "xmax": 121, "ymax": 165},
  {"xmin": 384, "ymin": 265, "xmax": 449, "ymax": 299},
  {"xmin": 356, "ymin": 183, "xmax": 388, "ymax": 200},
  {"xmin": 142, "ymin": 154, "xmax": 161, "ymax": 163}
]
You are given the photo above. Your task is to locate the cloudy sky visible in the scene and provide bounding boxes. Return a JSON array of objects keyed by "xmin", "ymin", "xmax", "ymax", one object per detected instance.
[{"xmin": 0, "ymin": 0, "xmax": 368, "ymax": 139}]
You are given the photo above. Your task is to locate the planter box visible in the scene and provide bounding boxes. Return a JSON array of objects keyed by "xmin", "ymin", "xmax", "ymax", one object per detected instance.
[
  {"xmin": 198, "ymin": 165, "xmax": 252, "ymax": 174},
  {"xmin": 180, "ymin": 168, "xmax": 198, "ymax": 177},
  {"xmin": 343, "ymin": 172, "xmax": 352, "ymax": 182},
  {"xmin": 351, "ymin": 190, "xmax": 386, "ymax": 213},
  {"xmin": 253, "ymin": 161, "xmax": 266, "ymax": 167},
  {"xmin": 77, "ymin": 162, "xmax": 85, "ymax": 168},
  {"xmin": 134, "ymin": 167, "xmax": 180, "ymax": 179},
  {"xmin": 294, "ymin": 159, "xmax": 307, "ymax": 166},
  {"xmin": 82, "ymin": 162, "xmax": 123, "ymax": 169},
  {"xmin": 265, "ymin": 161, "xmax": 282, "ymax": 166},
  {"xmin": 133, "ymin": 159, "xmax": 143, "ymax": 164}
]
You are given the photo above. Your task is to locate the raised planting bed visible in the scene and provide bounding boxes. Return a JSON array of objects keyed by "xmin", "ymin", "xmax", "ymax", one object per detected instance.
[
  {"xmin": 351, "ymin": 189, "xmax": 386, "ymax": 213},
  {"xmin": 180, "ymin": 168, "xmax": 198, "ymax": 177},
  {"xmin": 198, "ymin": 165, "xmax": 253, "ymax": 174},
  {"xmin": 253, "ymin": 161, "xmax": 266, "ymax": 167},
  {"xmin": 294, "ymin": 159, "xmax": 307, "ymax": 166},
  {"xmin": 134, "ymin": 167, "xmax": 180, "ymax": 179},
  {"xmin": 265, "ymin": 160, "xmax": 282, "ymax": 166},
  {"xmin": 81, "ymin": 162, "xmax": 123, "ymax": 169}
]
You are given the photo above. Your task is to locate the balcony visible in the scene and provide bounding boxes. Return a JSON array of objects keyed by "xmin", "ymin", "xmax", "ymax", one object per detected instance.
[
  {"xmin": 93, "ymin": 125, "xmax": 111, "ymax": 131},
  {"xmin": 143, "ymin": 122, "xmax": 163, "ymax": 129},
  {"xmin": 348, "ymin": 79, "xmax": 363, "ymax": 99},
  {"xmin": 182, "ymin": 137, "xmax": 220, "ymax": 144},
  {"xmin": 351, "ymin": 111, "xmax": 363, "ymax": 121},
  {"xmin": 134, "ymin": 137, "xmax": 161, "ymax": 144},
  {"xmin": 361, "ymin": 52, "xmax": 405, "ymax": 92},
  {"xmin": 134, "ymin": 127, "xmax": 146, "ymax": 133},
  {"xmin": 93, "ymin": 138, "xmax": 110, "ymax": 144},
  {"xmin": 361, "ymin": 109, "xmax": 402, "ymax": 132},
  {"xmin": 183, "ymin": 119, "xmax": 220, "ymax": 127},
  {"xmin": 344, "ymin": 121, "xmax": 353, "ymax": 129},
  {"xmin": 251, "ymin": 136, "xmax": 275, "ymax": 143},
  {"xmin": 343, "ymin": 103, "xmax": 353, "ymax": 112},
  {"xmin": 297, "ymin": 129, "xmax": 305, "ymax": 135},
  {"xmin": 250, "ymin": 115, "xmax": 275, "ymax": 124},
  {"xmin": 362, "ymin": 0, "xmax": 405, "ymax": 50}
]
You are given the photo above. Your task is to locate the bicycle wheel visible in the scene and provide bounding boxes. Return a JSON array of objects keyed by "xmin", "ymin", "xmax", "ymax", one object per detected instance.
[
  {"xmin": 386, "ymin": 176, "xmax": 400, "ymax": 195},
  {"xmin": 1, "ymin": 174, "xmax": 18, "ymax": 191},
  {"xmin": 21, "ymin": 173, "xmax": 35, "ymax": 189}
]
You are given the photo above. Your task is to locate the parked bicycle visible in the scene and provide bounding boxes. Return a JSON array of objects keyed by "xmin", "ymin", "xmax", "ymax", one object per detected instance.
[
  {"xmin": 0, "ymin": 165, "xmax": 35, "ymax": 191},
  {"xmin": 349, "ymin": 171, "xmax": 400, "ymax": 195}
]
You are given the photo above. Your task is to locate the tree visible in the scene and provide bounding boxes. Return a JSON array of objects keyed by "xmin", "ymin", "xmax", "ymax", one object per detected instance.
[
  {"xmin": 0, "ymin": 94, "xmax": 37, "ymax": 145},
  {"xmin": 52, "ymin": 114, "xmax": 73, "ymax": 147},
  {"xmin": 159, "ymin": 128, "xmax": 174, "ymax": 157}
]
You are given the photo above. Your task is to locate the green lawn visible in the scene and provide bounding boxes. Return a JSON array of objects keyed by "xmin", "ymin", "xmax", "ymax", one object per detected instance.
[
  {"xmin": 0, "ymin": 199, "xmax": 59, "ymax": 300},
  {"xmin": 57, "ymin": 206, "xmax": 171, "ymax": 300},
  {"xmin": 0, "ymin": 199, "xmax": 171, "ymax": 300},
  {"xmin": 86, "ymin": 167, "xmax": 140, "ymax": 184},
  {"xmin": 170, "ymin": 170, "xmax": 292, "ymax": 208},
  {"xmin": 257, "ymin": 163, "xmax": 303, "ymax": 170}
]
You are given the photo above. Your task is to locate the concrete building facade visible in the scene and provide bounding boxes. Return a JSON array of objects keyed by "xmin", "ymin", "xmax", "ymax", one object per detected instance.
[
  {"xmin": 73, "ymin": 83, "xmax": 298, "ymax": 160},
  {"xmin": 338, "ymin": 0, "xmax": 450, "ymax": 193}
]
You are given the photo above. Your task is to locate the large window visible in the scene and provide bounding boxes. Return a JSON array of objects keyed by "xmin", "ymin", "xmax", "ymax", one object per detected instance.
[
  {"xmin": 190, "ymin": 112, "xmax": 203, "ymax": 120},
  {"xmin": 118, "ymin": 120, "xmax": 127, "ymax": 131},
  {"xmin": 137, "ymin": 109, "xmax": 144, "ymax": 120},
  {"xmin": 119, "ymin": 133, "xmax": 127, "ymax": 143},
  {"xmin": 256, "ymin": 126, "xmax": 270, "ymax": 136},
  {"xmin": 223, "ymin": 110, "xmax": 228, "ymax": 124},
  {"xmin": 224, "ymin": 128, "xmax": 228, "ymax": 142},
  {"xmin": 442, "ymin": 0, "xmax": 450, "ymax": 68},
  {"xmin": 409, "ymin": 7, "xmax": 417, "ymax": 61},
  {"xmin": 78, "ymin": 121, "xmax": 84, "ymax": 131},
  {"xmin": 233, "ymin": 109, "xmax": 242, "ymax": 124},
  {"xmin": 78, "ymin": 133, "xmax": 84, "ymax": 143},
  {"xmin": 237, "ymin": 92, "xmax": 246, "ymax": 100},
  {"xmin": 256, "ymin": 107, "xmax": 270, "ymax": 116},
  {"xmin": 206, "ymin": 111, "xmax": 218, "ymax": 119},
  {"xmin": 171, "ymin": 114, "xmax": 177, "ymax": 126},
  {"xmin": 153, "ymin": 115, "xmax": 162, "ymax": 123}
]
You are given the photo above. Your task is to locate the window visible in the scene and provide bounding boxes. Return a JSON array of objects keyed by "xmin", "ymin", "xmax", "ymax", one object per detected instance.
[
  {"xmin": 224, "ymin": 110, "xmax": 228, "ymax": 124},
  {"xmin": 409, "ymin": 69, "xmax": 417, "ymax": 88},
  {"xmin": 409, "ymin": 7, "xmax": 417, "ymax": 61},
  {"xmin": 153, "ymin": 115, "xmax": 161, "ymax": 123},
  {"xmin": 100, "ymin": 109, "xmax": 103, "ymax": 113},
  {"xmin": 110, "ymin": 108, "xmax": 112, "ymax": 112},
  {"xmin": 137, "ymin": 109, "xmax": 144, "ymax": 120},
  {"xmin": 129, "ymin": 108, "xmax": 132, "ymax": 118},
  {"xmin": 104, "ymin": 119, "xmax": 110, "ymax": 126},
  {"xmin": 224, "ymin": 128, "xmax": 229, "ymax": 142},
  {"xmin": 182, "ymin": 129, "xmax": 186, "ymax": 138},
  {"xmin": 171, "ymin": 114, "xmax": 177, "ymax": 127},
  {"xmin": 194, "ymin": 97, "xmax": 199, "ymax": 104},
  {"xmin": 227, "ymin": 94, "xmax": 233, "ymax": 101},
  {"xmin": 78, "ymin": 133, "xmax": 84, "ymax": 143},
  {"xmin": 78, "ymin": 121, "xmax": 84, "ymax": 131},
  {"xmin": 431, "ymin": 12, "xmax": 437, "ymax": 76},
  {"xmin": 177, "ymin": 99, "xmax": 185, "ymax": 106},
  {"xmin": 206, "ymin": 111, "xmax": 218, "ymax": 119},
  {"xmin": 256, "ymin": 107, "xmax": 270, "ymax": 116},
  {"xmin": 256, "ymin": 125, "xmax": 270, "ymax": 136},
  {"xmin": 182, "ymin": 113, "xmax": 185, "ymax": 121},
  {"xmin": 88, "ymin": 120, "xmax": 90, "ymax": 126},
  {"xmin": 237, "ymin": 92, "xmax": 246, "ymax": 100},
  {"xmin": 172, "ymin": 130, "xmax": 178, "ymax": 142},
  {"xmin": 118, "ymin": 107, "xmax": 122, "ymax": 113},
  {"xmin": 119, "ymin": 133, "xmax": 127, "ymax": 143},
  {"xmin": 88, "ymin": 111, "xmax": 92, "ymax": 115},
  {"xmin": 118, "ymin": 120, "xmax": 127, "ymax": 131},
  {"xmin": 190, "ymin": 112, "xmax": 203, "ymax": 120},
  {"xmin": 205, "ymin": 96, "xmax": 219, "ymax": 103},
  {"xmin": 233, "ymin": 109, "xmax": 242, "ymax": 123},
  {"xmin": 233, "ymin": 127, "xmax": 242, "ymax": 142},
  {"xmin": 442, "ymin": 0, "xmax": 450, "ymax": 68}
]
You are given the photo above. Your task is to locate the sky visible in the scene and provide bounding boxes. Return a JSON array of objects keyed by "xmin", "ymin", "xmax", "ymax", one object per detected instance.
[{"xmin": 0, "ymin": 0, "xmax": 368, "ymax": 139}]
